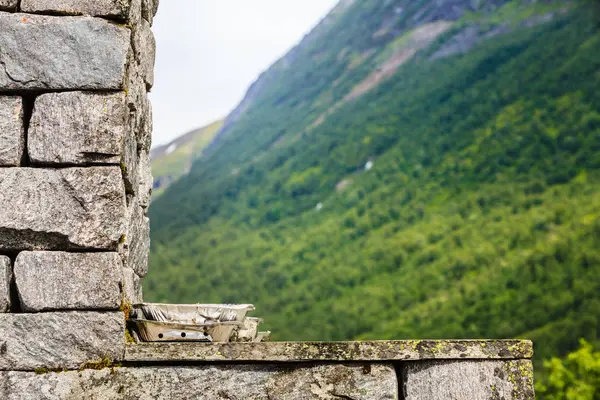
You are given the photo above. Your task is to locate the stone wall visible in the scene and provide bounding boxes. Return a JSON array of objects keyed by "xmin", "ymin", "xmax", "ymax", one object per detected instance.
[
  {"xmin": 0, "ymin": 0, "xmax": 155, "ymax": 373},
  {"xmin": 0, "ymin": 340, "xmax": 535, "ymax": 399}
]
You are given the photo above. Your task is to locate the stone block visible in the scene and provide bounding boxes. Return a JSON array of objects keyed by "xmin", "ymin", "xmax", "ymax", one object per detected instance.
[
  {"xmin": 0, "ymin": 0, "xmax": 16, "ymax": 11},
  {"xmin": 0, "ymin": 312, "xmax": 125, "ymax": 371},
  {"xmin": 122, "ymin": 267, "xmax": 143, "ymax": 304},
  {"xmin": 0, "ymin": 256, "xmax": 11, "ymax": 312},
  {"xmin": 0, "ymin": 96, "xmax": 24, "ymax": 166},
  {"xmin": 0, "ymin": 167, "xmax": 126, "ymax": 251},
  {"xmin": 138, "ymin": 150, "xmax": 153, "ymax": 209},
  {"xmin": 0, "ymin": 13, "xmax": 130, "ymax": 91},
  {"xmin": 28, "ymin": 92, "xmax": 128, "ymax": 166},
  {"xmin": 14, "ymin": 252, "xmax": 122, "ymax": 312},
  {"xmin": 132, "ymin": 18, "xmax": 156, "ymax": 88},
  {"xmin": 139, "ymin": 98, "xmax": 153, "ymax": 153},
  {"xmin": 122, "ymin": 125, "xmax": 139, "ymax": 195},
  {"xmin": 4, "ymin": 364, "xmax": 397, "ymax": 399},
  {"xmin": 402, "ymin": 360, "xmax": 535, "ymax": 400},
  {"xmin": 126, "ymin": 59, "xmax": 151, "ymax": 149},
  {"xmin": 142, "ymin": 0, "xmax": 159, "ymax": 24},
  {"xmin": 20, "ymin": 0, "xmax": 131, "ymax": 20},
  {"xmin": 121, "ymin": 200, "xmax": 149, "ymax": 276}
]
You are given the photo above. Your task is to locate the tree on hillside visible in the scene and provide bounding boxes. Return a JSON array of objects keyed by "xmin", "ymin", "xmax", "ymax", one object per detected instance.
[{"xmin": 536, "ymin": 339, "xmax": 600, "ymax": 400}]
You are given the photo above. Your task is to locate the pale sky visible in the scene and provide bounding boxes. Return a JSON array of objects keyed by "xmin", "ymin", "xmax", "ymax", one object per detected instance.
[{"xmin": 150, "ymin": 1, "xmax": 339, "ymax": 146}]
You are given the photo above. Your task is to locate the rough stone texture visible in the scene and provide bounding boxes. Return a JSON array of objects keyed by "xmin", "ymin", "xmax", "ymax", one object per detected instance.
[
  {"xmin": 122, "ymin": 125, "xmax": 139, "ymax": 194},
  {"xmin": 132, "ymin": 18, "xmax": 156, "ymax": 89},
  {"xmin": 14, "ymin": 252, "xmax": 122, "ymax": 312},
  {"xmin": 139, "ymin": 98, "xmax": 153, "ymax": 152},
  {"xmin": 0, "ymin": 312, "xmax": 125, "ymax": 371},
  {"xmin": 3, "ymin": 364, "xmax": 397, "ymax": 399},
  {"xmin": 0, "ymin": 0, "xmax": 16, "ymax": 11},
  {"xmin": 126, "ymin": 58, "xmax": 152, "ymax": 150},
  {"xmin": 0, "ymin": 96, "xmax": 24, "ymax": 166},
  {"xmin": 0, "ymin": 13, "xmax": 130, "ymax": 91},
  {"xmin": 138, "ymin": 150, "xmax": 153, "ymax": 209},
  {"xmin": 121, "ymin": 199, "xmax": 150, "ymax": 276},
  {"xmin": 142, "ymin": 0, "xmax": 158, "ymax": 24},
  {"xmin": 402, "ymin": 360, "xmax": 535, "ymax": 400},
  {"xmin": 0, "ymin": 256, "xmax": 11, "ymax": 312},
  {"xmin": 0, "ymin": 167, "xmax": 126, "ymax": 251},
  {"xmin": 28, "ymin": 92, "xmax": 128, "ymax": 166},
  {"xmin": 125, "ymin": 340, "xmax": 534, "ymax": 363},
  {"xmin": 123, "ymin": 267, "xmax": 143, "ymax": 304},
  {"xmin": 20, "ymin": 0, "xmax": 130, "ymax": 20}
]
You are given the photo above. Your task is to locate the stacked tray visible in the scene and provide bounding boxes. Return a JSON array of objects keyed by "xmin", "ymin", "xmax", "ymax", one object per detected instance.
[{"xmin": 129, "ymin": 303, "xmax": 271, "ymax": 343}]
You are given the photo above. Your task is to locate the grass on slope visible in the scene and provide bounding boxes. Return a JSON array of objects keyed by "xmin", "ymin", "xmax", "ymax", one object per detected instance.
[
  {"xmin": 151, "ymin": 120, "xmax": 223, "ymax": 197},
  {"xmin": 147, "ymin": 0, "xmax": 600, "ymax": 373}
]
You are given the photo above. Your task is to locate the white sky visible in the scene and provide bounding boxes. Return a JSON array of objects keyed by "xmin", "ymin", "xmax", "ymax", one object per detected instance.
[{"xmin": 150, "ymin": 1, "xmax": 339, "ymax": 146}]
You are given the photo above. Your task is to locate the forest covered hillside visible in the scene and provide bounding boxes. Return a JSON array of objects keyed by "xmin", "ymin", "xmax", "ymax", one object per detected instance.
[
  {"xmin": 150, "ymin": 120, "xmax": 223, "ymax": 197},
  {"xmin": 146, "ymin": 0, "xmax": 600, "ymax": 374}
]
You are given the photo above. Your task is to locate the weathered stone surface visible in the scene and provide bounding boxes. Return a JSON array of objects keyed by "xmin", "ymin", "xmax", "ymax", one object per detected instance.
[
  {"xmin": 125, "ymin": 340, "xmax": 534, "ymax": 363},
  {"xmin": 121, "ymin": 200, "xmax": 149, "ymax": 276},
  {"xmin": 122, "ymin": 125, "xmax": 139, "ymax": 194},
  {"xmin": 139, "ymin": 98, "xmax": 153, "ymax": 152},
  {"xmin": 0, "ymin": 96, "xmax": 24, "ymax": 166},
  {"xmin": 14, "ymin": 252, "xmax": 122, "ymax": 312},
  {"xmin": 402, "ymin": 360, "xmax": 535, "ymax": 400},
  {"xmin": 0, "ymin": 13, "xmax": 130, "ymax": 91},
  {"xmin": 142, "ymin": 0, "xmax": 158, "ymax": 24},
  {"xmin": 126, "ymin": 58, "xmax": 152, "ymax": 149},
  {"xmin": 21, "ymin": 0, "xmax": 130, "ymax": 19},
  {"xmin": 28, "ymin": 92, "xmax": 128, "ymax": 166},
  {"xmin": 128, "ymin": 0, "xmax": 141, "ymax": 24},
  {"xmin": 132, "ymin": 18, "xmax": 156, "ymax": 88},
  {"xmin": 0, "ymin": 0, "xmax": 17, "ymax": 11},
  {"xmin": 0, "ymin": 256, "xmax": 11, "ymax": 312},
  {"xmin": 0, "ymin": 312, "xmax": 125, "ymax": 371},
  {"xmin": 123, "ymin": 267, "xmax": 143, "ymax": 304},
  {"xmin": 138, "ymin": 150, "xmax": 153, "ymax": 209},
  {"xmin": 4, "ymin": 364, "xmax": 397, "ymax": 399},
  {"xmin": 0, "ymin": 167, "xmax": 126, "ymax": 251}
]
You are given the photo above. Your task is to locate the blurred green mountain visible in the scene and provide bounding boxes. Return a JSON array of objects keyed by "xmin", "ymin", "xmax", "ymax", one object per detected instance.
[
  {"xmin": 150, "ymin": 120, "xmax": 223, "ymax": 197},
  {"xmin": 146, "ymin": 0, "xmax": 600, "ymax": 371}
]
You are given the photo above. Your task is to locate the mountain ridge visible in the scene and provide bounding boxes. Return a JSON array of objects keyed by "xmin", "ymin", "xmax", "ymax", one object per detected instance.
[{"xmin": 147, "ymin": 0, "xmax": 600, "ymax": 374}]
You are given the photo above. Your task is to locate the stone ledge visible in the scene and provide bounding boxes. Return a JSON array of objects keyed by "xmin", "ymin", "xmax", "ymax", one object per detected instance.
[{"xmin": 124, "ymin": 340, "xmax": 533, "ymax": 363}]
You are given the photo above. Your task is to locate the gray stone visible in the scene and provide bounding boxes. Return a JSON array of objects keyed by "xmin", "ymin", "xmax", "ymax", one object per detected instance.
[
  {"xmin": 121, "ymin": 200, "xmax": 149, "ymax": 276},
  {"xmin": 142, "ymin": 0, "xmax": 158, "ymax": 24},
  {"xmin": 138, "ymin": 150, "xmax": 153, "ymax": 209},
  {"xmin": 122, "ymin": 125, "xmax": 139, "ymax": 195},
  {"xmin": 14, "ymin": 252, "xmax": 122, "ymax": 312},
  {"xmin": 0, "ymin": 312, "xmax": 125, "ymax": 371},
  {"xmin": 402, "ymin": 360, "xmax": 535, "ymax": 400},
  {"xmin": 128, "ymin": 0, "xmax": 141, "ymax": 25},
  {"xmin": 4, "ymin": 364, "xmax": 397, "ymax": 399},
  {"xmin": 0, "ymin": 256, "xmax": 11, "ymax": 312},
  {"xmin": 125, "ymin": 340, "xmax": 534, "ymax": 363},
  {"xmin": 139, "ymin": 97, "xmax": 153, "ymax": 153},
  {"xmin": 126, "ymin": 58, "xmax": 151, "ymax": 149},
  {"xmin": 20, "ymin": 0, "xmax": 130, "ymax": 19},
  {"xmin": 0, "ymin": 96, "xmax": 24, "ymax": 166},
  {"xmin": 0, "ymin": 13, "xmax": 130, "ymax": 91},
  {"xmin": 0, "ymin": 0, "xmax": 16, "ymax": 11},
  {"xmin": 132, "ymin": 18, "xmax": 156, "ymax": 88},
  {"xmin": 122, "ymin": 267, "xmax": 143, "ymax": 304},
  {"xmin": 28, "ymin": 92, "xmax": 128, "ymax": 166},
  {"xmin": 0, "ymin": 167, "xmax": 126, "ymax": 251}
]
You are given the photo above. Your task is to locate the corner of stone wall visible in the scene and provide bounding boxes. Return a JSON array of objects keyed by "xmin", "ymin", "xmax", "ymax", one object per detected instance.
[{"xmin": 0, "ymin": 0, "xmax": 157, "ymax": 372}]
